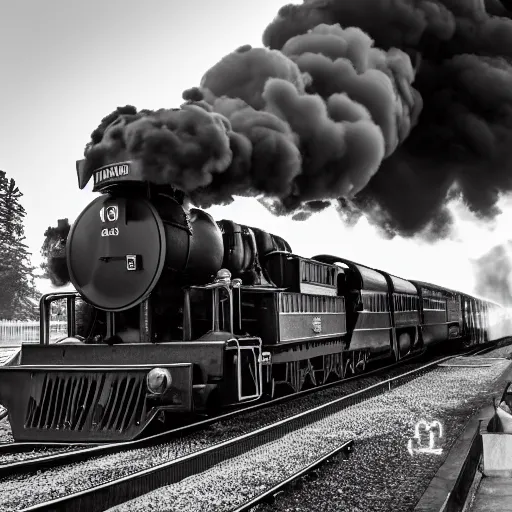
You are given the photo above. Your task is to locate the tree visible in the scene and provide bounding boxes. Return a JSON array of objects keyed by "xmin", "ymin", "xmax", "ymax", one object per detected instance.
[{"xmin": 0, "ymin": 170, "xmax": 39, "ymax": 320}]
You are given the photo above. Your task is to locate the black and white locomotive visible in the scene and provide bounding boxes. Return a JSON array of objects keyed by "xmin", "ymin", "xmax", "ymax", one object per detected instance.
[{"xmin": 0, "ymin": 161, "xmax": 508, "ymax": 442}]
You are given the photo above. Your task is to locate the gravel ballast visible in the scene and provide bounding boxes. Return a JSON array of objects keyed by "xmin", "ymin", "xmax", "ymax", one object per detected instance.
[
  {"xmin": 0, "ymin": 354, "xmax": 446, "ymax": 466},
  {"xmin": 0, "ymin": 343, "xmax": 510, "ymax": 511},
  {"xmin": 104, "ymin": 358, "xmax": 511, "ymax": 511},
  {"xmin": 0, "ymin": 361, "xmax": 431, "ymax": 511},
  {"xmin": 259, "ymin": 365, "xmax": 512, "ymax": 511}
]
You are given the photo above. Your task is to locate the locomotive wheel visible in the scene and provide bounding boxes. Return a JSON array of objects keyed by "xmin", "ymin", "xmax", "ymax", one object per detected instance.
[
  {"xmin": 265, "ymin": 378, "xmax": 276, "ymax": 400},
  {"xmin": 462, "ymin": 336, "xmax": 472, "ymax": 348},
  {"xmin": 354, "ymin": 351, "xmax": 367, "ymax": 374},
  {"xmin": 344, "ymin": 353, "xmax": 354, "ymax": 377},
  {"xmin": 398, "ymin": 333, "xmax": 411, "ymax": 358},
  {"xmin": 205, "ymin": 389, "xmax": 222, "ymax": 416}
]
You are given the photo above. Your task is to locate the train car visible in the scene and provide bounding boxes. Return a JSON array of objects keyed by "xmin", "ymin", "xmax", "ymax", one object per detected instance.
[
  {"xmin": 0, "ymin": 166, "xmax": 355, "ymax": 442},
  {"xmin": 374, "ymin": 269, "xmax": 421, "ymax": 359},
  {"xmin": 410, "ymin": 281, "xmax": 497, "ymax": 348},
  {"xmin": 0, "ymin": 162, "xmax": 510, "ymax": 443},
  {"xmin": 313, "ymin": 255, "xmax": 393, "ymax": 369},
  {"xmin": 410, "ymin": 281, "xmax": 463, "ymax": 347},
  {"xmin": 312, "ymin": 255, "xmax": 426, "ymax": 365}
]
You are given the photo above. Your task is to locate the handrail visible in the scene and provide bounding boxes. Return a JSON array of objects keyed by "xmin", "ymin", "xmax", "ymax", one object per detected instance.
[{"xmin": 39, "ymin": 292, "xmax": 81, "ymax": 345}]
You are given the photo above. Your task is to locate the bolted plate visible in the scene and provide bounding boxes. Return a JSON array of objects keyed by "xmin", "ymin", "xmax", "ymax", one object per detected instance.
[{"xmin": 67, "ymin": 194, "xmax": 166, "ymax": 311}]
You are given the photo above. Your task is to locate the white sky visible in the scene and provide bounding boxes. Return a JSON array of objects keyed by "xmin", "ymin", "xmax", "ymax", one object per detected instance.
[{"xmin": 1, "ymin": 0, "xmax": 511, "ymax": 298}]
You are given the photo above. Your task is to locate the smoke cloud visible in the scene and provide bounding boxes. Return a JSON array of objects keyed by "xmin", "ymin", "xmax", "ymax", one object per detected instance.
[
  {"xmin": 41, "ymin": 220, "xmax": 71, "ymax": 287},
  {"xmin": 81, "ymin": 22, "xmax": 419, "ymax": 215},
  {"xmin": 264, "ymin": 0, "xmax": 512, "ymax": 237},
  {"xmin": 473, "ymin": 242, "xmax": 512, "ymax": 307},
  {"xmin": 79, "ymin": 0, "xmax": 512, "ymax": 239}
]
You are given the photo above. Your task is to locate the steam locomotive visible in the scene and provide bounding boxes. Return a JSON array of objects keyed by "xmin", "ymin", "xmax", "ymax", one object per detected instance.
[{"xmin": 0, "ymin": 161, "xmax": 509, "ymax": 442}]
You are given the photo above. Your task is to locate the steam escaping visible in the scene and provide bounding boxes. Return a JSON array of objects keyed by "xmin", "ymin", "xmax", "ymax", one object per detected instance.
[
  {"xmin": 41, "ymin": 219, "xmax": 71, "ymax": 287},
  {"xmin": 81, "ymin": 23, "xmax": 420, "ymax": 217},
  {"xmin": 82, "ymin": 103, "xmax": 233, "ymax": 194},
  {"xmin": 473, "ymin": 243, "xmax": 512, "ymax": 308},
  {"xmin": 264, "ymin": 0, "xmax": 512, "ymax": 237}
]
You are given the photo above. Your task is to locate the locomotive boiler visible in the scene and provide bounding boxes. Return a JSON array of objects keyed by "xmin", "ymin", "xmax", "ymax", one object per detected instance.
[{"xmin": 0, "ymin": 160, "xmax": 509, "ymax": 443}]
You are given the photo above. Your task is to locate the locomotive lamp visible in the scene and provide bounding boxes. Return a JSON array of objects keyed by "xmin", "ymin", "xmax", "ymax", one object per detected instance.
[
  {"xmin": 215, "ymin": 268, "xmax": 232, "ymax": 283},
  {"xmin": 146, "ymin": 367, "xmax": 172, "ymax": 395}
]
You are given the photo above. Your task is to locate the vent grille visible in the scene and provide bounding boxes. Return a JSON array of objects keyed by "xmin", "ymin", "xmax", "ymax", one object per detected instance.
[
  {"xmin": 24, "ymin": 372, "xmax": 147, "ymax": 433},
  {"xmin": 280, "ymin": 293, "xmax": 344, "ymax": 314}
]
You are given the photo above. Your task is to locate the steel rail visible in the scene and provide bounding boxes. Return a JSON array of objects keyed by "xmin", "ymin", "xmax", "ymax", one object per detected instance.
[
  {"xmin": 231, "ymin": 439, "xmax": 355, "ymax": 512},
  {"xmin": 17, "ymin": 349, "xmax": 483, "ymax": 512},
  {"xmin": 0, "ymin": 346, "xmax": 431, "ymax": 462},
  {"xmin": 0, "ymin": 342, "xmax": 498, "ymax": 478}
]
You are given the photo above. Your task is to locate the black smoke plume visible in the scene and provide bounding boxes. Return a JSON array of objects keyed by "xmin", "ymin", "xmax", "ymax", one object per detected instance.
[
  {"xmin": 80, "ymin": 23, "xmax": 420, "ymax": 218},
  {"xmin": 78, "ymin": 0, "xmax": 512, "ymax": 240},
  {"xmin": 473, "ymin": 242, "xmax": 512, "ymax": 307},
  {"xmin": 263, "ymin": 0, "xmax": 512, "ymax": 237}
]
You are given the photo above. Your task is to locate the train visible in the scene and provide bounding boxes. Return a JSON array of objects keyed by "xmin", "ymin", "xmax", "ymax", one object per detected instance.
[{"xmin": 0, "ymin": 160, "xmax": 510, "ymax": 442}]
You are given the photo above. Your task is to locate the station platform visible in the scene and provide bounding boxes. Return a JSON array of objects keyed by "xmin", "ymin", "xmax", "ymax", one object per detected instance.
[
  {"xmin": 414, "ymin": 361, "xmax": 512, "ymax": 512},
  {"xmin": 467, "ymin": 477, "xmax": 512, "ymax": 511}
]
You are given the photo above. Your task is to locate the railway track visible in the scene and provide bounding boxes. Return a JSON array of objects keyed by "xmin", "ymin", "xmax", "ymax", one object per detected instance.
[
  {"xmin": 231, "ymin": 439, "xmax": 355, "ymax": 512},
  {"xmin": 1, "ymin": 342, "xmax": 502, "ymax": 512},
  {"xmin": 0, "ymin": 342, "xmax": 498, "ymax": 478}
]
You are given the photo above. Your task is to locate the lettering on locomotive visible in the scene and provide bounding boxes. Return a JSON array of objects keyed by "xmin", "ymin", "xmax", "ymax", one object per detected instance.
[
  {"xmin": 100, "ymin": 205, "xmax": 119, "ymax": 223},
  {"xmin": 94, "ymin": 162, "xmax": 130, "ymax": 187},
  {"xmin": 101, "ymin": 227, "xmax": 119, "ymax": 237},
  {"xmin": 312, "ymin": 316, "xmax": 322, "ymax": 333}
]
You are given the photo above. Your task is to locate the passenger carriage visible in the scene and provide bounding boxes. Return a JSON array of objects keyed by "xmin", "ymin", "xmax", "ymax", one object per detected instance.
[{"xmin": 410, "ymin": 281, "xmax": 491, "ymax": 347}]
